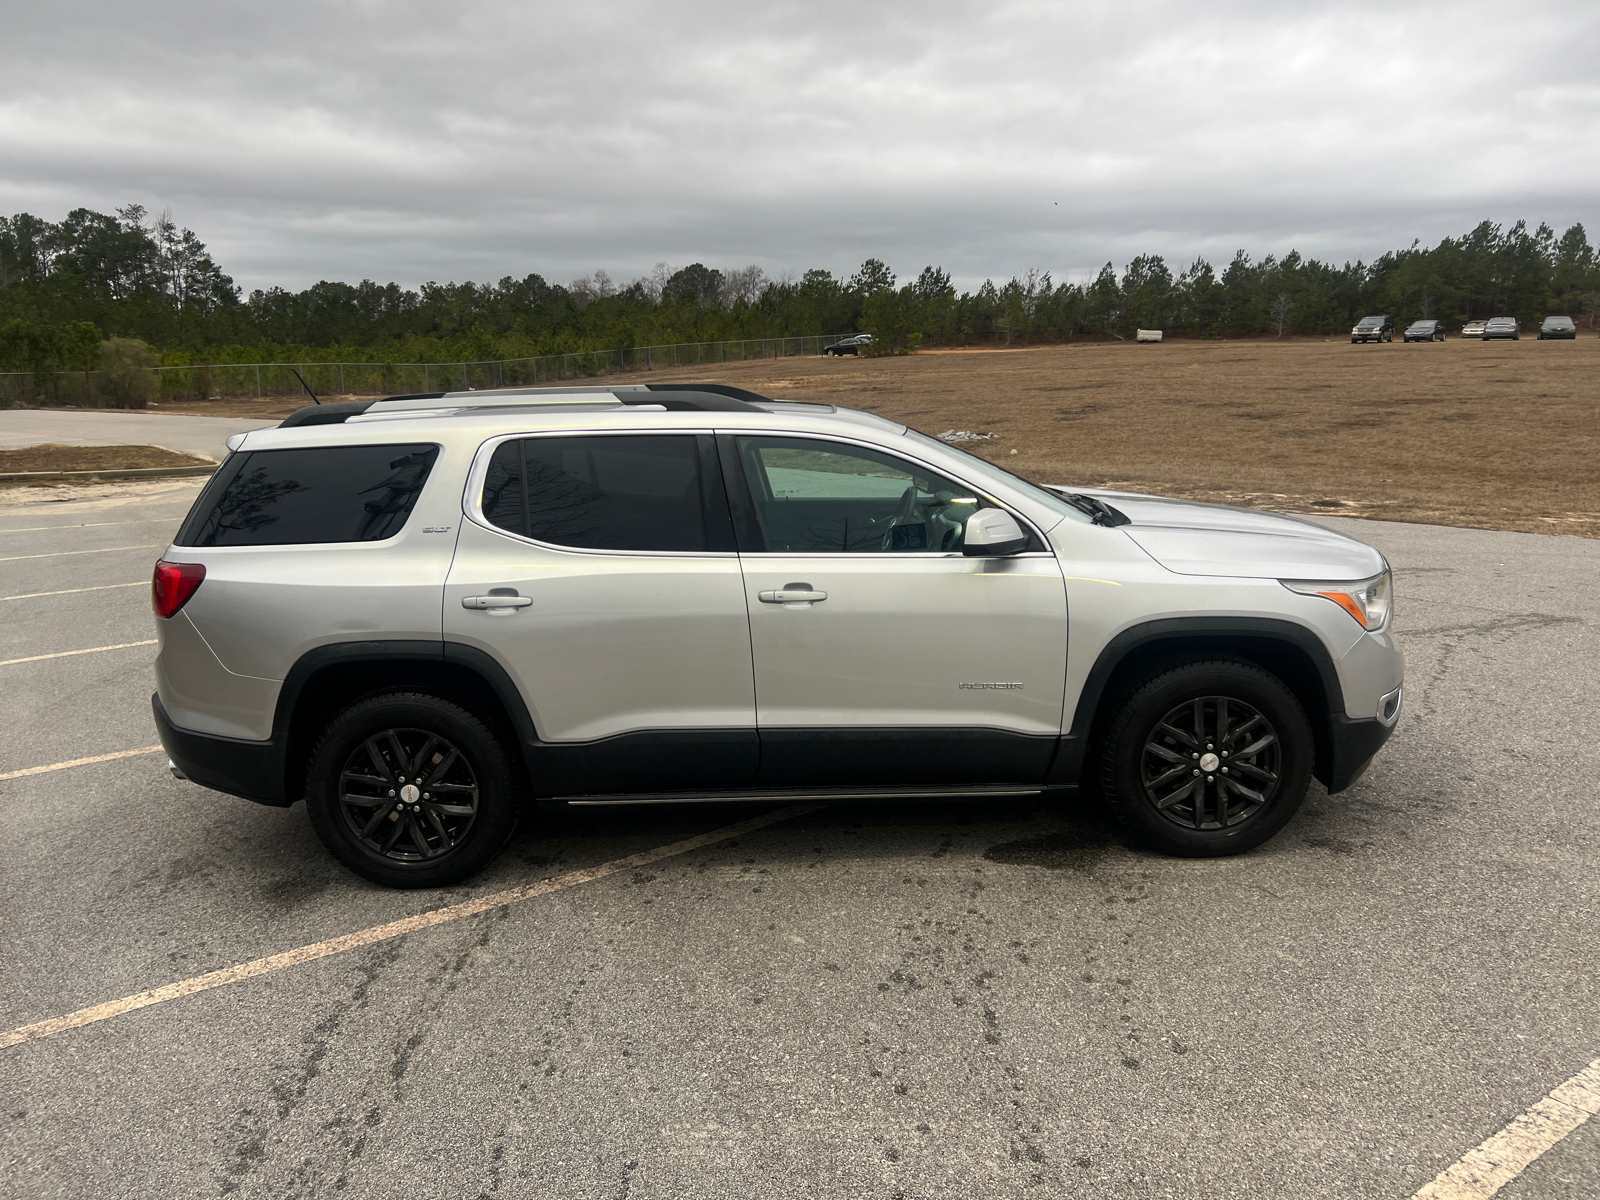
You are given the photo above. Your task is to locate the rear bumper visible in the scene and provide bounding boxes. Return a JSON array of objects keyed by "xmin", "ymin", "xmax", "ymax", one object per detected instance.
[{"xmin": 153, "ymin": 693, "xmax": 290, "ymax": 807}]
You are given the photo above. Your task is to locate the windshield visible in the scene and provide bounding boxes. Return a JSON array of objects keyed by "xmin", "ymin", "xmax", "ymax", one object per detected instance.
[
  {"xmin": 1357, "ymin": 318, "xmax": 1382, "ymax": 326},
  {"xmin": 1406, "ymin": 322, "xmax": 1431, "ymax": 329},
  {"xmin": 901, "ymin": 428, "xmax": 1092, "ymax": 525},
  {"xmin": 1545, "ymin": 317, "xmax": 1573, "ymax": 326}
]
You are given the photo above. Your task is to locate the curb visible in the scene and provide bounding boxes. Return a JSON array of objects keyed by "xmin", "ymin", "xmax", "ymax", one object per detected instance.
[{"xmin": 0, "ymin": 465, "xmax": 218, "ymax": 483}]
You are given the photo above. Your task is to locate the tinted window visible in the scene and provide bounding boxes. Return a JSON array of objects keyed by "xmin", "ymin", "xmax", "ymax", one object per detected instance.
[
  {"xmin": 482, "ymin": 435, "xmax": 729, "ymax": 552},
  {"xmin": 737, "ymin": 436, "xmax": 980, "ymax": 553},
  {"xmin": 177, "ymin": 444, "xmax": 439, "ymax": 546}
]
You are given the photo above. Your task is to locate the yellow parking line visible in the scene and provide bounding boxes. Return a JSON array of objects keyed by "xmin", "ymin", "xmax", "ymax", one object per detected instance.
[
  {"xmin": 0, "ymin": 581, "xmax": 147, "ymax": 602},
  {"xmin": 0, "ymin": 640, "xmax": 157, "ymax": 667},
  {"xmin": 1412, "ymin": 1058, "xmax": 1600, "ymax": 1199},
  {"xmin": 0, "ymin": 805, "xmax": 815, "ymax": 1050},
  {"xmin": 0, "ymin": 745, "xmax": 164, "ymax": 781},
  {"xmin": 0, "ymin": 544, "xmax": 161, "ymax": 562}
]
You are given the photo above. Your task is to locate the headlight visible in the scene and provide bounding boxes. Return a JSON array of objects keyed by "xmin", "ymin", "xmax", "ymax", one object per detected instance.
[{"xmin": 1282, "ymin": 569, "xmax": 1391, "ymax": 630}]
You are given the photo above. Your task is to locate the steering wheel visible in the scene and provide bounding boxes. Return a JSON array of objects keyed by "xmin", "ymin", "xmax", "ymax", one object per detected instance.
[{"xmin": 880, "ymin": 484, "xmax": 924, "ymax": 550}]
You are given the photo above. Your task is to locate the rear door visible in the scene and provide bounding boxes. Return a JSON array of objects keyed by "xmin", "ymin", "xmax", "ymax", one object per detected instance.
[
  {"xmin": 444, "ymin": 431, "xmax": 757, "ymax": 795},
  {"xmin": 724, "ymin": 432, "xmax": 1068, "ymax": 788}
]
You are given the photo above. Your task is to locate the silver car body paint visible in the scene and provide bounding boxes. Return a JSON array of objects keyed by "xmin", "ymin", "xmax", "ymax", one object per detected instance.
[{"xmin": 155, "ymin": 398, "xmax": 1404, "ymax": 760}]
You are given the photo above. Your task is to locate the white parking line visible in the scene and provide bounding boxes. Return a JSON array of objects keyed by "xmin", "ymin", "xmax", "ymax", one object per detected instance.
[
  {"xmin": 0, "ymin": 521, "xmax": 157, "ymax": 534},
  {"xmin": 0, "ymin": 805, "xmax": 815, "ymax": 1050},
  {"xmin": 0, "ymin": 581, "xmax": 147, "ymax": 602},
  {"xmin": 1412, "ymin": 1059, "xmax": 1600, "ymax": 1199},
  {"xmin": 0, "ymin": 544, "xmax": 160, "ymax": 563},
  {"xmin": 0, "ymin": 745, "xmax": 163, "ymax": 781},
  {"xmin": 0, "ymin": 640, "xmax": 157, "ymax": 667}
]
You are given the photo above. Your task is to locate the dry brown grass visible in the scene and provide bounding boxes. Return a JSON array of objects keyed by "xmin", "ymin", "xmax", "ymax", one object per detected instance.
[
  {"xmin": 163, "ymin": 336, "xmax": 1600, "ymax": 536},
  {"xmin": 0, "ymin": 443, "xmax": 215, "ymax": 474}
]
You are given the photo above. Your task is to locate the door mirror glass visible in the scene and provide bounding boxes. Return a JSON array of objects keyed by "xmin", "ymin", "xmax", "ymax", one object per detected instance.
[{"xmin": 962, "ymin": 509, "xmax": 1028, "ymax": 557}]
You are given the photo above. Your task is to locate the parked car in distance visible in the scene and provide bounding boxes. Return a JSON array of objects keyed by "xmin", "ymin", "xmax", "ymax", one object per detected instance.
[
  {"xmin": 824, "ymin": 334, "xmax": 875, "ymax": 356},
  {"xmin": 1538, "ymin": 315, "xmax": 1577, "ymax": 340},
  {"xmin": 1350, "ymin": 315, "xmax": 1395, "ymax": 343},
  {"xmin": 152, "ymin": 382, "xmax": 1404, "ymax": 887},
  {"xmin": 1461, "ymin": 319, "xmax": 1489, "ymax": 338},
  {"xmin": 1483, "ymin": 317, "xmax": 1520, "ymax": 341},
  {"xmin": 1403, "ymin": 320, "xmax": 1445, "ymax": 342}
]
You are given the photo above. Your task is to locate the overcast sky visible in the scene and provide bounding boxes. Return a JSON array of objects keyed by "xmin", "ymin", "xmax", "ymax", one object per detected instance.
[{"xmin": 3, "ymin": 1, "xmax": 1596, "ymax": 293}]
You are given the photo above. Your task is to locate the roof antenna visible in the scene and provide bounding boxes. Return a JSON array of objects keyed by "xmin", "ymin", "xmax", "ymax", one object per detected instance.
[{"xmin": 290, "ymin": 368, "xmax": 321, "ymax": 405}]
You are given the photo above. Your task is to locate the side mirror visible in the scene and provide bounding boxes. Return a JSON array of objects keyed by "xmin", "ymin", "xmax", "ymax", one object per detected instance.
[{"xmin": 962, "ymin": 509, "xmax": 1029, "ymax": 557}]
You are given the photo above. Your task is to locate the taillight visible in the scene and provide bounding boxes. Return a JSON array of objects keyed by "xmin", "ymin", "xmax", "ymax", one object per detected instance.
[{"xmin": 152, "ymin": 560, "xmax": 206, "ymax": 618}]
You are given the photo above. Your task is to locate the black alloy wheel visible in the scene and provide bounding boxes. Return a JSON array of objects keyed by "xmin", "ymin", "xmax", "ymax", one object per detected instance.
[
  {"xmin": 1137, "ymin": 696, "xmax": 1281, "ymax": 830},
  {"xmin": 338, "ymin": 727, "xmax": 480, "ymax": 861},
  {"xmin": 1099, "ymin": 658, "xmax": 1313, "ymax": 857},
  {"xmin": 306, "ymin": 692, "xmax": 520, "ymax": 887}
]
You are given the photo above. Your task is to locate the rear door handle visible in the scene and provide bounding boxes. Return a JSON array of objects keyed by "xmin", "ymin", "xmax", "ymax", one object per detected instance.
[
  {"xmin": 758, "ymin": 586, "xmax": 828, "ymax": 605},
  {"xmin": 462, "ymin": 594, "xmax": 533, "ymax": 609}
]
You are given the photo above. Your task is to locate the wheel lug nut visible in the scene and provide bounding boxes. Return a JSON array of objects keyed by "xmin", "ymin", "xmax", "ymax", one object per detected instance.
[
  {"xmin": 388, "ymin": 789, "xmax": 396, "ymax": 797},
  {"xmin": 1192, "ymin": 769, "xmax": 1200, "ymax": 776},
  {"xmin": 1191, "ymin": 753, "xmax": 1199, "ymax": 760},
  {"xmin": 1221, "ymin": 767, "xmax": 1229, "ymax": 774},
  {"xmin": 1206, "ymin": 776, "xmax": 1214, "ymax": 782},
  {"xmin": 423, "ymin": 793, "xmax": 430, "ymax": 800},
  {"xmin": 1206, "ymin": 744, "xmax": 1214, "ymax": 751}
]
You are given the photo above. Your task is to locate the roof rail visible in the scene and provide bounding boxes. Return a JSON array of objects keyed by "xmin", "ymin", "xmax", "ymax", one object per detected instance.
[
  {"xmin": 643, "ymin": 383, "xmax": 773, "ymax": 408},
  {"xmin": 279, "ymin": 400, "xmax": 379, "ymax": 428},
  {"xmin": 279, "ymin": 383, "xmax": 779, "ymax": 427}
]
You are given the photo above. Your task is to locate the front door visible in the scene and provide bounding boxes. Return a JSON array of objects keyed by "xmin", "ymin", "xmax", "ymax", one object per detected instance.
[
  {"xmin": 445, "ymin": 432, "xmax": 756, "ymax": 795},
  {"xmin": 727, "ymin": 433, "xmax": 1068, "ymax": 788}
]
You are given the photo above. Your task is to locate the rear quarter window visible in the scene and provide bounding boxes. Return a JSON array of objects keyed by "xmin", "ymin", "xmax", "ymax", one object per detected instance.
[{"xmin": 176, "ymin": 443, "xmax": 440, "ymax": 547}]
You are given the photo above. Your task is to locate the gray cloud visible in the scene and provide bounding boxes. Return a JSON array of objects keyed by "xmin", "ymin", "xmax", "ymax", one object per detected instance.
[{"xmin": 3, "ymin": 0, "xmax": 1596, "ymax": 291}]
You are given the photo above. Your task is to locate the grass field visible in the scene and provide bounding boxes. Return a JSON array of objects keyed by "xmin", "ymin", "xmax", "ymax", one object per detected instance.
[
  {"xmin": 152, "ymin": 336, "xmax": 1600, "ymax": 537},
  {"xmin": 0, "ymin": 443, "xmax": 213, "ymax": 474}
]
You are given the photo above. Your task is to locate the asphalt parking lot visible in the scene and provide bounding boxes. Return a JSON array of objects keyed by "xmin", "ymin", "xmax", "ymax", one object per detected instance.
[{"xmin": 1, "ymin": 476, "xmax": 1597, "ymax": 1200}]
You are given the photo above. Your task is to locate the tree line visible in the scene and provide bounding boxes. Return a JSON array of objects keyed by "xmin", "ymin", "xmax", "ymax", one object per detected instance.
[{"xmin": 2, "ymin": 203, "xmax": 1596, "ymax": 378}]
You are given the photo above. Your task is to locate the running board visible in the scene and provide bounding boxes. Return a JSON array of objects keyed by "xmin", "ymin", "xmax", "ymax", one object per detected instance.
[{"xmin": 557, "ymin": 785, "xmax": 1044, "ymax": 807}]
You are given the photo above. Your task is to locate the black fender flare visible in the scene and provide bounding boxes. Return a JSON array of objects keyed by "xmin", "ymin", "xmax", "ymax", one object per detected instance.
[{"xmin": 1048, "ymin": 617, "xmax": 1346, "ymax": 787}]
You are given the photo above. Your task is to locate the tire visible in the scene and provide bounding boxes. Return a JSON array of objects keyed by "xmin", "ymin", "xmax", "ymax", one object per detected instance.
[
  {"xmin": 305, "ymin": 692, "xmax": 521, "ymax": 888},
  {"xmin": 1098, "ymin": 658, "xmax": 1314, "ymax": 857}
]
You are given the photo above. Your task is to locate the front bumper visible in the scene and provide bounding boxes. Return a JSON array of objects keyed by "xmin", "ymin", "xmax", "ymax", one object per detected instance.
[
  {"xmin": 153, "ymin": 693, "xmax": 290, "ymax": 807},
  {"xmin": 1322, "ymin": 711, "xmax": 1395, "ymax": 793}
]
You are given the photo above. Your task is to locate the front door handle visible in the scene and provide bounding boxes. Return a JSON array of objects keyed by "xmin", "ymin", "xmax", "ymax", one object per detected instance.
[
  {"xmin": 462, "ymin": 594, "xmax": 533, "ymax": 610},
  {"xmin": 758, "ymin": 585, "xmax": 828, "ymax": 605}
]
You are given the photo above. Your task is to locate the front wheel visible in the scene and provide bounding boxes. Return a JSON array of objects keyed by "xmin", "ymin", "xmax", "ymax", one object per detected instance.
[
  {"xmin": 305, "ymin": 692, "xmax": 521, "ymax": 887},
  {"xmin": 1098, "ymin": 659, "xmax": 1314, "ymax": 857}
]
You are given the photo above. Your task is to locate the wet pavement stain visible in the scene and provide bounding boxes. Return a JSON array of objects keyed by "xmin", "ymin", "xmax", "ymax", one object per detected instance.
[{"xmin": 981, "ymin": 825, "xmax": 1119, "ymax": 871}]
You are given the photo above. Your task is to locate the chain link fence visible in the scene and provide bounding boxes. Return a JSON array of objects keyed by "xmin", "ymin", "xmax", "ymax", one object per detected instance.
[{"xmin": 0, "ymin": 333, "xmax": 849, "ymax": 408}]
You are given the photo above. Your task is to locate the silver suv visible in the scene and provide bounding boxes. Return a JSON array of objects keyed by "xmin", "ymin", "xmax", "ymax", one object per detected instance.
[{"xmin": 152, "ymin": 384, "xmax": 1403, "ymax": 887}]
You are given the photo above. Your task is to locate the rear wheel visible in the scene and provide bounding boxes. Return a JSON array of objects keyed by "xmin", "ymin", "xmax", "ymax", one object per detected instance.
[
  {"xmin": 305, "ymin": 692, "xmax": 520, "ymax": 887},
  {"xmin": 1099, "ymin": 659, "xmax": 1313, "ymax": 857}
]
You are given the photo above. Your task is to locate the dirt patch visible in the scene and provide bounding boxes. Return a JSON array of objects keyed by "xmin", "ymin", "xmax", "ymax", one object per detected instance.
[
  {"xmin": 640, "ymin": 337, "xmax": 1600, "ymax": 537},
  {"xmin": 0, "ymin": 443, "xmax": 216, "ymax": 474},
  {"xmin": 155, "ymin": 337, "xmax": 1600, "ymax": 537}
]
